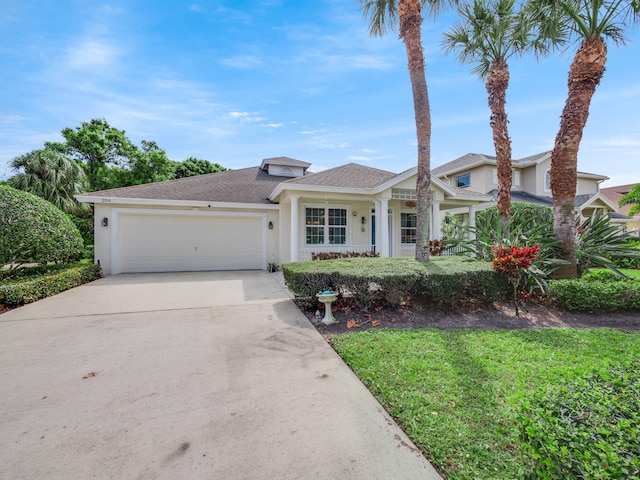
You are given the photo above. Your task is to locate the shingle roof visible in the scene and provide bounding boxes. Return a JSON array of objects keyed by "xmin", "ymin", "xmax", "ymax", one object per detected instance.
[
  {"xmin": 487, "ymin": 189, "xmax": 554, "ymax": 206},
  {"xmin": 79, "ymin": 167, "xmax": 287, "ymax": 204},
  {"xmin": 432, "ymin": 153, "xmax": 494, "ymax": 176},
  {"xmin": 601, "ymin": 184, "xmax": 638, "ymax": 217},
  {"xmin": 284, "ymin": 163, "xmax": 397, "ymax": 188},
  {"xmin": 260, "ymin": 156, "xmax": 311, "ymax": 169}
]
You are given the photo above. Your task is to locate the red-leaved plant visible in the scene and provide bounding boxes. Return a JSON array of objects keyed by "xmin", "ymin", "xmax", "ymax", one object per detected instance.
[{"xmin": 492, "ymin": 245, "xmax": 540, "ymax": 316}]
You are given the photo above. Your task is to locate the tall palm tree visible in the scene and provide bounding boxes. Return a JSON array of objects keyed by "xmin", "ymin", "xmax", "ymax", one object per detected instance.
[
  {"xmin": 443, "ymin": 0, "xmax": 547, "ymax": 220},
  {"xmin": 357, "ymin": 0, "xmax": 455, "ymax": 261},
  {"xmin": 530, "ymin": 0, "xmax": 639, "ymax": 278},
  {"xmin": 8, "ymin": 148, "xmax": 89, "ymax": 214}
]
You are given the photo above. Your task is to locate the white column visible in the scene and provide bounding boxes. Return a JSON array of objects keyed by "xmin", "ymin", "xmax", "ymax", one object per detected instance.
[
  {"xmin": 431, "ymin": 201, "xmax": 442, "ymax": 240},
  {"xmin": 290, "ymin": 195, "xmax": 300, "ymax": 262},
  {"xmin": 380, "ymin": 197, "xmax": 390, "ymax": 258},
  {"xmin": 468, "ymin": 205, "xmax": 476, "ymax": 241}
]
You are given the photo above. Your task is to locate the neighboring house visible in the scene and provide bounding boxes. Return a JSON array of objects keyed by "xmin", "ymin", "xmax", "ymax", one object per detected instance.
[
  {"xmin": 76, "ymin": 157, "xmax": 490, "ymax": 275},
  {"xmin": 601, "ymin": 184, "xmax": 640, "ymax": 234},
  {"xmin": 432, "ymin": 151, "xmax": 625, "ymax": 223}
]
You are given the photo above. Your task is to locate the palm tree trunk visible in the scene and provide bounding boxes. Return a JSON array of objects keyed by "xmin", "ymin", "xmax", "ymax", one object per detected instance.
[
  {"xmin": 551, "ymin": 37, "xmax": 607, "ymax": 279},
  {"xmin": 486, "ymin": 59, "xmax": 512, "ymax": 221},
  {"xmin": 399, "ymin": 0, "xmax": 432, "ymax": 262}
]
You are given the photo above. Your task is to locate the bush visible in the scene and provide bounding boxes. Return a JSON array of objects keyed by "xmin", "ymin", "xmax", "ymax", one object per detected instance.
[
  {"xmin": 282, "ymin": 257, "xmax": 509, "ymax": 311},
  {"xmin": 310, "ymin": 250, "xmax": 379, "ymax": 261},
  {"xmin": 67, "ymin": 214, "xmax": 95, "ymax": 260},
  {"xmin": 547, "ymin": 279, "xmax": 640, "ymax": 312},
  {"xmin": 520, "ymin": 361, "xmax": 640, "ymax": 479},
  {"xmin": 0, "ymin": 186, "xmax": 84, "ymax": 271},
  {"xmin": 0, "ymin": 263, "xmax": 102, "ymax": 306}
]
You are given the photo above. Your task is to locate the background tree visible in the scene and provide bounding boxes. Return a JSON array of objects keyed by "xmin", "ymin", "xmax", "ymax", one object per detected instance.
[
  {"xmin": 618, "ymin": 183, "xmax": 640, "ymax": 217},
  {"xmin": 530, "ymin": 0, "xmax": 640, "ymax": 278},
  {"xmin": 47, "ymin": 118, "xmax": 137, "ymax": 191},
  {"xmin": 173, "ymin": 157, "xmax": 228, "ymax": 179},
  {"xmin": 358, "ymin": 0, "xmax": 456, "ymax": 261},
  {"xmin": 443, "ymin": 0, "xmax": 546, "ymax": 220},
  {"xmin": 8, "ymin": 148, "xmax": 89, "ymax": 214},
  {"xmin": 128, "ymin": 140, "xmax": 175, "ymax": 185}
]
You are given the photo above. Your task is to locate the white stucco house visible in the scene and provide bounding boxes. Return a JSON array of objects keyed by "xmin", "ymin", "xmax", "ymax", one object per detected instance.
[{"xmin": 76, "ymin": 157, "xmax": 490, "ymax": 275}]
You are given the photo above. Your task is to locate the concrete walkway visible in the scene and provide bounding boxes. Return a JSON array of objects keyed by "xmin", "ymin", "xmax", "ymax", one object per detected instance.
[{"xmin": 0, "ymin": 271, "xmax": 441, "ymax": 479}]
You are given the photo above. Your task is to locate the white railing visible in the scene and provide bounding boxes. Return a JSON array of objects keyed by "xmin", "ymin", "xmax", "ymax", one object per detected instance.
[{"xmin": 299, "ymin": 244, "xmax": 376, "ymax": 261}]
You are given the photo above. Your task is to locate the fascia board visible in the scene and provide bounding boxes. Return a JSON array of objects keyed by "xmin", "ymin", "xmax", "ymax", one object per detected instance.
[{"xmin": 74, "ymin": 195, "xmax": 279, "ymax": 210}]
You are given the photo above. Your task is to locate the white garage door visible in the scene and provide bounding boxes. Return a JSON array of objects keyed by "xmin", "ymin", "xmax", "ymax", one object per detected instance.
[{"xmin": 116, "ymin": 212, "xmax": 265, "ymax": 273}]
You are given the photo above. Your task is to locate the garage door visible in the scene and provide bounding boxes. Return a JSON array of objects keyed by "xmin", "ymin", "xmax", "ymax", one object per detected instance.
[{"xmin": 116, "ymin": 212, "xmax": 265, "ymax": 273}]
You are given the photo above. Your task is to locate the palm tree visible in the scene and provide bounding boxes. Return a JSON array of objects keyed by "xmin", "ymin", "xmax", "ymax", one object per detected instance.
[
  {"xmin": 530, "ymin": 0, "xmax": 639, "ymax": 278},
  {"xmin": 357, "ymin": 0, "xmax": 455, "ymax": 261},
  {"xmin": 443, "ymin": 0, "xmax": 547, "ymax": 220},
  {"xmin": 8, "ymin": 148, "xmax": 89, "ymax": 214}
]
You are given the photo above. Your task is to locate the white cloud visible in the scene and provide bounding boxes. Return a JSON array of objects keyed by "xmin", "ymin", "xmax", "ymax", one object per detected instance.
[
  {"xmin": 65, "ymin": 40, "xmax": 122, "ymax": 71},
  {"xmin": 261, "ymin": 123, "xmax": 284, "ymax": 128},
  {"xmin": 220, "ymin": 55, "xmax": 264, "ymax": 69},
  {"xmin": 361, "ymin": 148, "xmax": 376, "ymax": 153}
]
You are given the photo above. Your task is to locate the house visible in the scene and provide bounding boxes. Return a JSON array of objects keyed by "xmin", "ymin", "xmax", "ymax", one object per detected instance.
[
  {"xmin": 601, "ymin": 184, "xmax": 640, "ymax": 234},
  {"xmin": 76, "ymin": 157, "xmax": 490, "ymax": 275},
  {"xmin": 432, "ymin": 151, "xmax": 625, "ymax": 222}
]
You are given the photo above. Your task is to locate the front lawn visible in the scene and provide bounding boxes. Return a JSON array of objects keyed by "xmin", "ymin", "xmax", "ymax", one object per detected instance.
[{"xmin": 332, "ymin": 328, "xmax": 640, "ymax": 479}]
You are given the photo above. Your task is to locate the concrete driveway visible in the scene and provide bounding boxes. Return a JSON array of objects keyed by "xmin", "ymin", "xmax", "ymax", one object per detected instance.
[{"xmin": 0, "ymin": 271, "xmax": 441, "ymax": 479}]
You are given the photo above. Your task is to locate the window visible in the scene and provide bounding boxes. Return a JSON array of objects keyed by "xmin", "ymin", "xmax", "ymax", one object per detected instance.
[
  {"xmin": 401, "ymin": 212, "xmax": 417, "ymax": 244},
  {"xmin": 305, "ymin": 207, "xmax": 347, "ymax": 245},
  {"xmin": 456, "ymin": 173, "xmax": 471, "ymax": 188},
  {"xmin": 544, "ymin": 170, "xmax": 551, "ymax": 192}
]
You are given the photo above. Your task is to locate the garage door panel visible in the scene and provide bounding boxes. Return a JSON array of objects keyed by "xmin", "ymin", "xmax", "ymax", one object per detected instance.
[{"xmin": 117, "ymin": 213, "xmax": 264, "ymax": 273}]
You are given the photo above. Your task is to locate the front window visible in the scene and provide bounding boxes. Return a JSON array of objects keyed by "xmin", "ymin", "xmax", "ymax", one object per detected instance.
[
  {"xmin": 401, "ymin": 212, "xmax": 417, "ymax": 244},
  {"xmin": 456, "ymin": 173, "xmax": 471, "ymax": 188},
  {"xmin": 544, "ymin": 170, "xmax": 551, "ymax": 192},
  {"xmin": 305, "ymin": 207, "xmax": 347, "ymax": 245}
]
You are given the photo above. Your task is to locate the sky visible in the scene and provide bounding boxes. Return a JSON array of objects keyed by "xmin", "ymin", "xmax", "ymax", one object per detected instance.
[{"xmin": 1, "ymin": 0, "xmax": 639, "ymax": 188}]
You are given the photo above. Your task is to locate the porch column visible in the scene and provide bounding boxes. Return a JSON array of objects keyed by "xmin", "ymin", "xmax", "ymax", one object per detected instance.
[
  {"xmin": 380, "ymin": 197, "xmax": 390, "ymax": 257},
  {"xmin": 431, "ymin": 200, "xmax": 442, "ymax": 240},
  {"xmin": 468, "ymin": 205, "xmax": 476, "ymax": 241},
  {"xmin": 290, "ymin": 195, "xmax": 300, "ymax": 262}
]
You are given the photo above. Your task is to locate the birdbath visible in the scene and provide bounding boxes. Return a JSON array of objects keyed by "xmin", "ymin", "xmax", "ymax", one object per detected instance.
[{"xmin": 316, "ymin": 291, "xmax": 339, "ymax": 325}]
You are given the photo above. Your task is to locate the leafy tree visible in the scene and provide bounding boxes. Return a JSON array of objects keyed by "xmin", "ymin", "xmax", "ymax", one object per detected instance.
[
  {"xmin": 357, "ymin": 0, "xmax": 456, "ymax": 261},
  {"xmin": 529, "ymin": 0, "xmax": 640, "ymax": 278},
  {"xmin": 618, "ymin": 183, "xmax": 640, "ymax": 216},
  {"xmin": 173, "ymin": 157, "xmax": 227, "ymax": 179},
  {"xmin": 0, "ymin": 185, "xmax": 83, "ymax": 273},
  {"xmin": 128, "ymin": 140, "xmax": 175, "ymax": 185},
  {"xmin": 48, "ymin": 118, "xmax": 138, "ymax": 191},
  {"xmin": 443, "ymin": 0, "xmax": 547, "ymax": 220},
  {"xmin": 8, "ymin": 148, "xmax": 89, "ymax": 214}
]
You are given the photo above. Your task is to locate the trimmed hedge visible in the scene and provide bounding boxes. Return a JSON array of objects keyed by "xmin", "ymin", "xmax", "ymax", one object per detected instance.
[
  {"xmin": 0, "ymin": 263, "xmax": 102, "ymax": 306},
  {"xmin": 548, "ymin": 279, "xmax": 640, "ymax": 312},
  {"xmin": 282, "ymin": 256, "xmax": 509, "ymax": 311},
  {"xmin": 520, "ymin": 361, "xmax": 640, "ymax": 479}
]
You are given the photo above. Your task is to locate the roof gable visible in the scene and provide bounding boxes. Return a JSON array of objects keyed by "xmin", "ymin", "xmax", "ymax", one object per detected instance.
[{"xmin": 284, "ymin": 163, "xmax": 396, "ymax": 188}]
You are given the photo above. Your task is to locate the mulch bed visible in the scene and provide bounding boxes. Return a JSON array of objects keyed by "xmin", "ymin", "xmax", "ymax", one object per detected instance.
[{"xmin": 299, "ymin": 296, "xmax": 640, "ymax": 339}]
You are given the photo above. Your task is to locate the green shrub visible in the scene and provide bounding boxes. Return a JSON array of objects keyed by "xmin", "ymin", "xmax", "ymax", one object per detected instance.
[
  {"xmin": 282, "ymin": 257, "xmax": 509, "ymax": 311},
  {"xmin": 0, "ymin": 186, "xmax": 84, "ymax": 271},
  {"xmin": 581, "ymin": 269, "xmax": 626, "ymax": 282},
  {"xmin": 548, "ymin": 279, "xmax": 640, "ymax": 312},
  {"xmin": 310, "ymin": 250, "xmax": 379, "ymax": 261},
  {"xmin": 67, "ymin": 214, "xmax": 95, "ymax": 260},
  {"xmin": 0, "ymin": 263, "xmax": 102, "ymax": 306},
  {"xmin": 520, "ymin": 361, "xmax": 640, "ymax": 479}
]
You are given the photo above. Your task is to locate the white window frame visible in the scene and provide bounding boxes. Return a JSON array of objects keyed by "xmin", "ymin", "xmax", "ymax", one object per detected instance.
[
  {"xmin": 544, "ymin": 169, "xmax": 551, "ymax": 192},
  {"xmin": 456, "ymin": 172, "xmax": 471, "ymax": 188},
  {"xmin": 303, "ymin": 204, "xmax": 351, "ymax": 246},
  {"xmin": 400, "ymin": 211, "xmax": 417, "ymax": 245}
]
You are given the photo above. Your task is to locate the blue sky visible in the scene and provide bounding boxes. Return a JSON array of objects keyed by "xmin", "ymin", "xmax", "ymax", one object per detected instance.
[{"xmin": 1, "ymin": 0, "xmax": 639, "ymax": 187}]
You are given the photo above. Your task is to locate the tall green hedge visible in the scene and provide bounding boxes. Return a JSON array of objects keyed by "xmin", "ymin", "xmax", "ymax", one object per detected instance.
[{"xmin": 0, "ymin": 185, "xmax": 84, "ymax": 268}]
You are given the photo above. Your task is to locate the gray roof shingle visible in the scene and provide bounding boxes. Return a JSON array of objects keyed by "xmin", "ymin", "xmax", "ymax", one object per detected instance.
[
  {"xmin": 80, "ymin": 167, "xmax": 288, "ymax": 204},
  {"xmin": 284, "ymin": 163, "xmax": 396, "ymax": 188}
]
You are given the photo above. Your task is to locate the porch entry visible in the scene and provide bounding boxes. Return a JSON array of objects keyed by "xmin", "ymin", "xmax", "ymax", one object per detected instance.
[{"xmin": 371, "ymin": 208, "xmax": 393, "ymax": 256}]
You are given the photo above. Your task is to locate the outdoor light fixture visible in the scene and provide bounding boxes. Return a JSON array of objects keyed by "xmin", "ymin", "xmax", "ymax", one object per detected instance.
[
  {"xmin": 361, "ymin": 216, "xmax": 366, "ymax": 225},
  {"xmin": 352, "ymin": 211, "xmax": 357, "ymax": 216},
  {"xmin": 101, "ymin": 217, "xmax": 109, "ymax": 227},
  {"xmin": 268, "ymin": 221, "xmax": 274, "ymax": 230}
]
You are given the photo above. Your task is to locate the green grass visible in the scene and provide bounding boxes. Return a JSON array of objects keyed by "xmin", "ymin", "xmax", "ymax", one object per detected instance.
[{"xmin": 332, "ymin": 328, "xmax": 640, "ymax": 479}]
